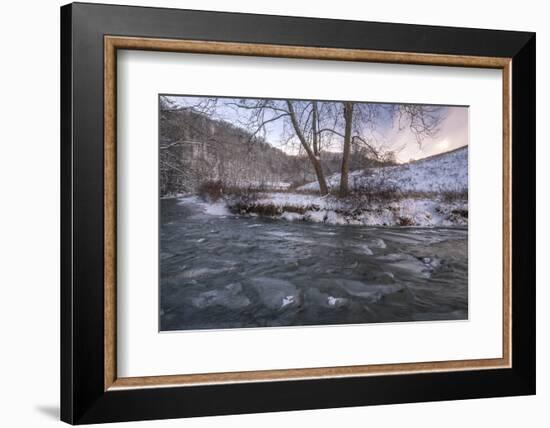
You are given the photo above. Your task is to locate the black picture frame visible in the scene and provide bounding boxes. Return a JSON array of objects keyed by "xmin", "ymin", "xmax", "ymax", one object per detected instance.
[{"xmin": 61, "ymin": 2, "xmax": 535, "ymax": 424}]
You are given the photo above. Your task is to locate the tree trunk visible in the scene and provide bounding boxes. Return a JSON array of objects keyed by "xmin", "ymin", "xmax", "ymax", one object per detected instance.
[
  {"xmin": 286, "ymin": 101, "xmax": 329, "ymax": 195},
  {"xmin": 310, "ymin": 155, "xmax": 328, "ymax": 195},
  {"xmin": 340, "ymin": 102, "xmax": 354, "ymax": 196},
  {"xmin": 312, "ymin": 102, "xmax": 319, "ymax": 156}
]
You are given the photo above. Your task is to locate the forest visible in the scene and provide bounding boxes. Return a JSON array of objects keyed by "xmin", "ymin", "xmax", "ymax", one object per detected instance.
[{"xmin": 159, "ymin": 97, "xmax": 397, "ymax": 197}]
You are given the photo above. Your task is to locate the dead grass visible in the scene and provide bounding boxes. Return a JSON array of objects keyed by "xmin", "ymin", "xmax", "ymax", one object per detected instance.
[
  {"xmin": 441, "ymin": 189, "xmax": 468, "ymax": 203},
  {"xmin": 451, "ymin": 208, "xmax": 468, "ymax": 218},
  {"xmin": 198, "ymin": 180, "xmax": 267, "ymax": 202},
  {"xmin": 228, "ymin": 201, "xmax": 318, "ymax": 217},
  {"xmin": 398, "ymin": 216, "xmax": 416, "ymax": 226},
  {"xmin": 197, "ymin": 180, "xmax": 225, "ymax": 201}
]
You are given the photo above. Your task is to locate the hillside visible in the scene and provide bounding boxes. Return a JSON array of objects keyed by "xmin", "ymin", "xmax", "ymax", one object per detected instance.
[
  {"xmin": 299, "ymin": 146, "xmax": 468, "ymax": 194},
  {"xmin": 160, "ymin": 108, "xmax": 300, "ymax": 196},
  {"xmin": 159, "ymin": 107, "xmax": 390, "ymax": 196}
]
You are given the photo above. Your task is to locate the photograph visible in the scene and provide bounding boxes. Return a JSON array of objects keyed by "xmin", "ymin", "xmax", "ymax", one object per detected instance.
[
  {"xmin": 159, "ymin": 95, "xmax": 469, "ymax": 331},
  {"xmin": 54, "ymin": 2, "xmax": 536, "ymax": 424}
]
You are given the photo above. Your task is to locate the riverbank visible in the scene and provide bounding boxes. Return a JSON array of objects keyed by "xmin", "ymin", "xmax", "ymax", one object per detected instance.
[
  {"xmin": 178, "ymin": 191, "xmax": 468, "ymax": 227},
  {"xmin": 229, "ymin": 192, "xmax": 467, "ymax": 227}
]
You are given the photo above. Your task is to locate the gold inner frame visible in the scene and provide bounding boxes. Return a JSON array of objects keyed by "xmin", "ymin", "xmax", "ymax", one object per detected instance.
[{"xmin": 104, "ymin": 35, "xmax": 512, "ymax": 391}]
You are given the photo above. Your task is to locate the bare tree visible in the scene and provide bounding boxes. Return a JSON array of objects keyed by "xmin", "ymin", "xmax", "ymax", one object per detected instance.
[
  {"xmin": 336, "ymin": 103, "xmax": 445, "ymax": 195},
  {"xmin": 394, "ymin": 104, "xmax": 444, "ymax": 143},
  {"xmin": 228, "ymin": 99, "xmax": 331, "ymax": 195},
  {"xmin": 315, "ymin": 102, "xmax": 380, "ymax": 195},
  {"xmin": 286, "ymin": 101, "xmax": 329, "ymax": 195},
  {"xmin": 340, "ymin": 102, "xmax": 354, "ymax": 196}
]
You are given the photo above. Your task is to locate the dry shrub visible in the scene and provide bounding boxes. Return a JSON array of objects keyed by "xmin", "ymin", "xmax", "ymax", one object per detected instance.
[
  {"xmin": 229, "ymin": 202, "xmax": 279, "ymax": 216},
  {"xmin": 451, "ymin": 209, "xmax": 468, "ymax": 218},
  {"xmin": 282, "ymin": 204, "xmax": 309, "ymax": 214},
  {"xmin": 398, "ymin": 216, "xmax": 415, "ymax": 226},
  {"xmin": 198, "ymin": 180, "xmax": 225, "ymax": 201},
  {"xmin": 228, "ymin": 201, "xmax": 316, "ymax": 217},
  {"xmin": 198, "ymin": 180, "xmax": 267, "ymax": 202},
  {"xmin": 441, "ymin": 189, "xmax": 468, "ymax": 203}
]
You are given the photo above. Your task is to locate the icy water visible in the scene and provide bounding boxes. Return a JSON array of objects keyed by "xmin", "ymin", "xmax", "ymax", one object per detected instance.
[{"xmin": 160, "ymin": 197, "xmax": 468, "ymax": 331}]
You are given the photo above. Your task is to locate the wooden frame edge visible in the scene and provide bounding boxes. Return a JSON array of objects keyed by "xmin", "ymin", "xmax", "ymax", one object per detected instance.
[
  {"xmin": 110, "ymin": 357, "xmax": 508, "ymax": 390},
  {"xmin": 105, "ymin": 35, "xmax": 511, "ymax": 68},
  {"xmin": 103, "ymin": 35, "xmax": 512, "ymax": 391},
  {"xmin": 104, "ymin": 36, "xmax": 117, "ymax": 391},
  {"xmin": 502, "ymin": 61, "xmax": 513, "ymax": 369}
]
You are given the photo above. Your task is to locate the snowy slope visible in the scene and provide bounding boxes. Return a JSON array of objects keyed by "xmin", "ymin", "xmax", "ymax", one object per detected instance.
[{"xmin": 299, "ymin": 146, "xmax": 468, "ymax": 193}]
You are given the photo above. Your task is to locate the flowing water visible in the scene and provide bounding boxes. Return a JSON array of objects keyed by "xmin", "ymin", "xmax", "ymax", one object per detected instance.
[{"xmin": 160, "ymin": 197, "xmax": 468, "ymax": 331}]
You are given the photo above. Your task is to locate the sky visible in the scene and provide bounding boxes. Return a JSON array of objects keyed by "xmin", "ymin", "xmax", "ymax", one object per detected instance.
[
  {"xmin": 164, "ymin": 95, "xmax": 468, "ymax": 163},
  {"xmin": 392, "ymin": 107, "xmax": 468, "ymax": 162}
]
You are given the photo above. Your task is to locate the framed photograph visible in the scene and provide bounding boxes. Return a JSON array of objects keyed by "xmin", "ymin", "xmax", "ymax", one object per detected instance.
[{"xmin": 60, "ymin": 2, "xmax": 535, "ymax": 424}]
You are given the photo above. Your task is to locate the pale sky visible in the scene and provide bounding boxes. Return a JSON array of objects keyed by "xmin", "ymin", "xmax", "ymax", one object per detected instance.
[
  {"xmin": 392, "ymin": 106, "xmax": 468, "ymax": 162},
  {"xmin": 163, "ymin": 95, "xmax": 468, "ymax": 163}
]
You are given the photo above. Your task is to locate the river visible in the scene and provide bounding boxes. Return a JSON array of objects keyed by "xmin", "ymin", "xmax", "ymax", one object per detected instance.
[{"xmin": 160, "ymin": 197, "xmax": 468, "ymax": 331}]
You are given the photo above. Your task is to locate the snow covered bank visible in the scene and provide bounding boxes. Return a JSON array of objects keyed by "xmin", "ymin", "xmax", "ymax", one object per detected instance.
[
  {"xmin": 226, "ymin": 192, "xmax": 467, "ymax": 227},
  {"xmin": 180, "ymin": 187, "xmax": 468, "ymax": 227}
]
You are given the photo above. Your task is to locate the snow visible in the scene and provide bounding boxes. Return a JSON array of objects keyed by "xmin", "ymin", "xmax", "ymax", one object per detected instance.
[
  {"xmin": 160, "ymin": 192, "xmax": 187, "ymax": 199},
  {"xmin": 234, "ymin": 180, "xmax": 292, "ymax": 190},
  {"xmin": 178, "ymin": 195, "xmax": 231, "ymax": 216},
  {"xmin": 327, "ymin": 296, "xmax": 348, "ymax": 307},
  {"xmin": 324, "ymin": 210, "xmax": 348, "ymax": 225},
  {"xmin": 255, "ymin": 192, "xmax": 329, "ymax": 209},
  {"xmin": 280, "ymin": 212, "xmax": 304, "ymax": 222},
  {"xmin": 299, "ymin": 146, "xmax": 468, "ymax": 193},
  {"xmin": 305, "ymin": 288, "xmax": 349, "ymax": 309},
  {"xmin": 306, "ymin": 210, "xmax": 328, "ymax": 223},
  {"xmin": 281, "ymin": 296, "xmax": 296, "ymax": 307},
  {"xmin": 203, "ymin": 201, "xmax": 231, "ymax": 216}
]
